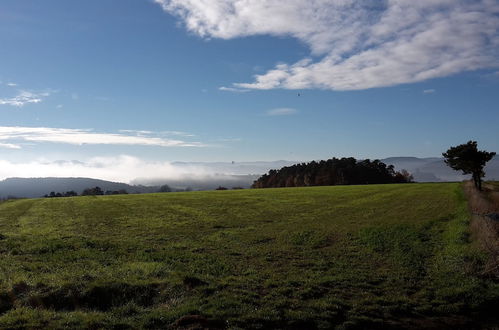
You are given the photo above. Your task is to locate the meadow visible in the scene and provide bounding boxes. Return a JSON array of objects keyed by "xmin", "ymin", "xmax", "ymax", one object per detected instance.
[{"xmin": 0, "ymin": 183, "xmax": 498, "ymax": 329}]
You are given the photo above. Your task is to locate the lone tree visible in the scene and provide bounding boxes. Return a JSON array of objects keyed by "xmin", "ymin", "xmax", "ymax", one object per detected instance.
[{"xmin": 442, "ymin": 141, "xmax": 496, "ymax": 190}]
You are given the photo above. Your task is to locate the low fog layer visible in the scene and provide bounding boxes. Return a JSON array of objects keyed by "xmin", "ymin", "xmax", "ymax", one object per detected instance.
[
  {"xmin": 0, "ymin": 156, "xmax": 498, "ymax": 197},
  {"xmin": 0, "ymin": 156, "xmax": 297, "ymax": 194},
  {"xmin": 0, "ymin": 156, "xmax": 295, "ymax": 184}
]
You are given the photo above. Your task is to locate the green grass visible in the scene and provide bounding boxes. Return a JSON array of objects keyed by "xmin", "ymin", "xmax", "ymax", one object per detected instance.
[{"xmin": 0, "ymin": 183, "xmax": 497, "ymax": 329}]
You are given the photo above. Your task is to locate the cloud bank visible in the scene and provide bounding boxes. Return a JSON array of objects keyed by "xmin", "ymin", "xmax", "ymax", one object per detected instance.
[
  {"xmin": 157, "ymin": 0, "xmax": 499, "ymax": 90},
  {"xmin": 0, "ymin": 126, "xmax": 204, "ymax": 149},
  {"xmin": 0, "ymin": 156, "xmax": 209, "ymax": 183},
  {"xmin": 0, "ymin": 156, "xmax": 290, "ymax": 184}
]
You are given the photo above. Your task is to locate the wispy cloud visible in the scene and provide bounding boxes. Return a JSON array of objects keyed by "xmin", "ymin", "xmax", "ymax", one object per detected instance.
[
  {"xmin": 0, "ymin": 142, "xmax": 21, "ymax": 149},
  {"xmin": 0, "ymin": 90, "xmax": 50, "ymax": 107},
  {"xmin": 161, "ymin": 131, "xmax": 196, "ymax": 137},
  {"xmin": 157, "ymin": 0, "xmax": 499, "ymax": 91},
  {"xmin": 118, "ymin": 129, "xmax": 154, "ymax": 135},
  {"xmin": 216, "ymin": 137, "xmax": 242, "ymax": 142},
  {"xmin": 219, "ymin": 86, "xmax": 250, "ymax": 93},
  {"xmin": 266, "ymin": 108, "xmax": 298, "ymax": 116},
  {"xmin": 119, "ymin": 129, "xmax": 196, "ymax": 137},
  {"xmin": 6, "ymin": 82, "xmax": 17, "ymax": 87},
  {"xmin": 0, "ymin": 126, "xmax": 205, "ymax": 148},
  {"xmin": 423, "ymin": 89, "xmax": 436, "ymax": 94}
]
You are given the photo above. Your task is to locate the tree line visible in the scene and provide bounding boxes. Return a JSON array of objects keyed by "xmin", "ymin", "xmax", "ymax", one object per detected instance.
[
  {"xmin": 43, "ymin": 184, "xmax": 182, "ymax": 198},
  {"xmin": 44, "ymin": 186, "xmax": 128, "ymax": 198},
  {"xmin": 252, "ymin": 157, "xmax": 413, "ymax": 188}
]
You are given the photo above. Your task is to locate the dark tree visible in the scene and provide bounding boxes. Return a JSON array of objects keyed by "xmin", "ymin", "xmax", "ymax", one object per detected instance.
[
  {"xmin": 158, "ymin": 184, "xmax": 172, "ymax": 193},
  {"xmin": 82, "ymin": 186, "xmax": 104, "ymax": 196},
  {"xmin": 104, "ymin": 189, "xmax": 128, "ymax": 195},
  {"xmin": 395, "ymin": 169, "xmax": 414, "ymax": 183},
  {"xmin": 442, "ymin": 141, "xmax": 496, "ymax": 191},
  {"xmin": 252, "ymin": 157, "xmax": 413, "ymax": 188}
]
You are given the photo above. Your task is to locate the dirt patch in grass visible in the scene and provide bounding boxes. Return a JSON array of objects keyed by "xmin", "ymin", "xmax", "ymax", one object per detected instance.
[{"xmin": 465, "ymin": 181, "xmax": 499, "ymax": 277}]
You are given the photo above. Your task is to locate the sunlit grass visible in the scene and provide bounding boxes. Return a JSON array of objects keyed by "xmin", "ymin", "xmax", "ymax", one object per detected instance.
[{"xmin": 0, "ymin": 183, "xmax": 497, "ymax": 328}]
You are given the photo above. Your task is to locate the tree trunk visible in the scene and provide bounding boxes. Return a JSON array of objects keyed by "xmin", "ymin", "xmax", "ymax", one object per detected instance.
[{"xmin": 473, "ymin": 172, "xmax": 482, "ymax": 191}]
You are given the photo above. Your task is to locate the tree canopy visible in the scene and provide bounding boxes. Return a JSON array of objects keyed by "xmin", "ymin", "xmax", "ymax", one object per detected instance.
[
  {"xmin": 252, "ymin": 157, "xmax": 413, "ymax": 188},
  {"xmin": 81, "ymin": 186, "xmax": 104, "ymax": 196},
  {"xmin": 442, "ymin": 141, "xmax": 496, "ymax": 190}
]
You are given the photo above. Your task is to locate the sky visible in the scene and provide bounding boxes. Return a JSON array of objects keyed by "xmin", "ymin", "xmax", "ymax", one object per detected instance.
[{"xmin": 0, "ymin": 0, "xmax": 498, "ymax": 182}]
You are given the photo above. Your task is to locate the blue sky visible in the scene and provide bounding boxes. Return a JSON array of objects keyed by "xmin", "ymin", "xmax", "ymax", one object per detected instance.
[{"xmin": 0, "ymin": 0, "xmax": 498, "ymax": 182}]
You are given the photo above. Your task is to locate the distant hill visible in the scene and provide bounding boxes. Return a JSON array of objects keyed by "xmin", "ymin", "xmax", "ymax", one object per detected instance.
[
  {"xmin": 0, "ymin": 175, "xmax": 261, "ymax": 199},
  {"xmin": 158, "ymin": 158, "xmax": 499, "ymax": 184},
  {"xmin": 135, "ymin": 174, "xmax": 260, "ymax": 191},
  {"xmin": 381, "ymin": 156, "xmax": 499, "ymax": 182},
  {"xmin": 0, "ymin": 178, "xmax": 159, "ymax": 199}
]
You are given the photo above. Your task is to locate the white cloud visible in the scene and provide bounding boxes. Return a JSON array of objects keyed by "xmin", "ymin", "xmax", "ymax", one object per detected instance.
[
  {"xmin": 161, "ymin": 130, "xmax": 196, "ymax": 137},
  {"xmin": 118, "ymin": 129, "xmax": 154, "ymax": 135},
  {"xmin": 6, "ymin": 82, "xmax": 17, "ymax": 87},
  {"xmin": 219, "ymin": 86, "xmax": 250, "ymax": 93},
  {"xmin": 119, "ymin": 129, "xmax": 196, "ymax": 137},
  {"xmin": 0, "ymin": 142, "xmax": 21, "ymax": 149},
  {"xmin": 423, "ymin": 89, "xmax": 436, "ymax": 94},
  {"xmin": 157, "ymin": 0, "xmax": 499, "ymax": 91},
  {"xmin": 0, "ymin": 126, "xmax": 205, "ymax": 148},
  {"xmin": 266, "ymin": 108, "xmax": 298, "ymax": 116},
  {"xmin": 0, "ymin": 90, "xmax": 50, "ymax": 107}
]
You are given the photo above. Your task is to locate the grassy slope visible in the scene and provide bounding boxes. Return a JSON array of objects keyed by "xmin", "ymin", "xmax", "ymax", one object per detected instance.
[{"xmin": 0, "ymin": 183, "xmax": 497, "ymax": 329}]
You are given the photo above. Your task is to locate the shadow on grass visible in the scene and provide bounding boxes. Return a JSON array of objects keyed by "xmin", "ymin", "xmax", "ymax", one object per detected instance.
[{"xmin": 5, "ymin": 281, "xmax": 165, "ymax": 312}]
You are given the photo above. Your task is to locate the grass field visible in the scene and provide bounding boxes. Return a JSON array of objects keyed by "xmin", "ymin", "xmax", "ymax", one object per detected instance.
[
  {"xmin": 0, "ymin": 183, "xmax": 498, "ymax": 329},
  {"xmin": 487, "ymin": 181, "xmax": 499, "ymax": 191}
]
